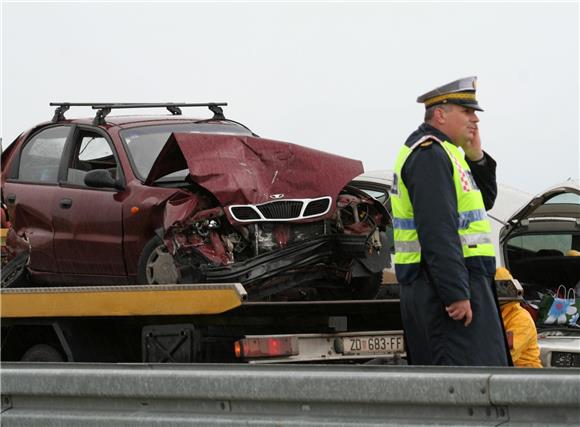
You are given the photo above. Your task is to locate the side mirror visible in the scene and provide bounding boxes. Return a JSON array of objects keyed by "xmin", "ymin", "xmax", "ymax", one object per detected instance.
[{"xmin": 84, "ymin": 169, "xmax": 125, "ymax": 191}]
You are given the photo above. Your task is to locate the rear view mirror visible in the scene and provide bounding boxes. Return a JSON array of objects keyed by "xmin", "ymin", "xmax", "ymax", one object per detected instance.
[{"xmin": 84, "ymin": 169, "xmax": 125, "ymax": 191}]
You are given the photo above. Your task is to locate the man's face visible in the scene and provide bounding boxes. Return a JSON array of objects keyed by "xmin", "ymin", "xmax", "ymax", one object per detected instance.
[{"xmin": 438, "ymin": 104, "xmax": 479, "ymax": 147}]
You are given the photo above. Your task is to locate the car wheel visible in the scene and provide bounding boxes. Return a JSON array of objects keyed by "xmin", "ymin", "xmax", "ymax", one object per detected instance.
[
  {"xmin": 137, "ymin": 236, "xmax": 181, "ymax": 284},
  {"xmin": 20, "ymin": 344, "xmax": 65, "ymax": 362}
]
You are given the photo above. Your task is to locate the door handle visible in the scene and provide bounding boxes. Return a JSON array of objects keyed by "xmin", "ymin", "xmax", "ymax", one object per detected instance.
[
  {"xmin": 6, "ymin": 194, "xmax": 16, "ymax": 204},
  {"xmin": 59, "ymin": 198, "xmax": 73, "ymax": 209}
]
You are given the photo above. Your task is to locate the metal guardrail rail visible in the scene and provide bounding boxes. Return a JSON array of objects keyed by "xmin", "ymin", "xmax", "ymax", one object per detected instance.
[{"xmin": 1, "ymin": 363, "xmax": 579, "ymax": 426}]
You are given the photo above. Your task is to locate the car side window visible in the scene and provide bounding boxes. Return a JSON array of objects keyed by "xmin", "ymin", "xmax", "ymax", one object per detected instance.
[
  {"xmin": 17, "ymin": 126, "xmax": 69, "ymax": 183},
  {"xmin": 66, "ymin": 131, "xmax": 119, "ymax": 186}
]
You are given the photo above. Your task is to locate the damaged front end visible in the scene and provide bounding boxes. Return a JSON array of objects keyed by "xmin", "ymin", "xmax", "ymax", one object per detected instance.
[
  {"xmin": 147, "ymin": 133, "xmax": 391, "ymax": 300},
  {"xmin": 160, "ymin": 189, "xmax": 390, "ymax": 300},
  {"xmin": 1, "ymin": 206, "xmax": 31, "ymax": 288}
]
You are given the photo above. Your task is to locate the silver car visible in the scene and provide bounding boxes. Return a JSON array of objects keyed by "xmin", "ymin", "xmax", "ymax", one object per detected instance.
[{"xmin": 499, "ymin": 180, "xmax": 580, "ymax": 368}]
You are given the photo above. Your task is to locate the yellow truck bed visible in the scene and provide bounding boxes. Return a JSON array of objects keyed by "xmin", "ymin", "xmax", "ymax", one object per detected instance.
[{"xmin": 0, "ymin": 283, "xmax": 247, "ymax": 318}]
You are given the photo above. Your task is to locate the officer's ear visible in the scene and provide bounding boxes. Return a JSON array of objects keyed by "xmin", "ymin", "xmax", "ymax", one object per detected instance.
[
  {"xmin": 433, "ymin": 104, "xmax": 451, "ymax": 125},
  {"xmin": 433, "ymin": 106, "xmax": 446, "ymax": 125}
]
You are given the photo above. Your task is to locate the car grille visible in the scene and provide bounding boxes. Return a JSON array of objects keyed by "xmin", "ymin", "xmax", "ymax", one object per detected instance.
[
  {"xmin": 230, "ymin": 206, "xmax": 261, "ymax": 221},
  {"xmin": 257, "ymin": 201, "xmax": 303, "ymax": 219},
  {"xmin": 229, "ymin": 197, "xmax": 332, "ymax": 222},
  {"xmin": 303, "ymin": 198, "xmax": 331, "ymax": 217}
]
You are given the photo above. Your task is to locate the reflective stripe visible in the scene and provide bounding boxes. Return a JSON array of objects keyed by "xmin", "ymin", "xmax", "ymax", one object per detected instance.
[
  {"xmin": 396, "ymin": 234, "xmax": 491, "ymax": 252},
  {"xmin": 395, "ymin": 209, "xmax": 487, "ymax": 231},
  {"xmin": 393, "ymin": 217, "xmax": 417, "ymax": 230},
  {"xmin": 458, "ymin": 209, "xmax": 488, "ymax": 229},
  {"xmin": 394, "ymin": 240, "xmax": 422, "ymax": 253},
  {"xmin": 460, "ymin": 233, "xmax": 492, "ymax": 246}
]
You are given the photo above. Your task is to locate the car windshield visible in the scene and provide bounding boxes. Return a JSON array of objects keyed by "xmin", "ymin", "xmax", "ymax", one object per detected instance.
[
  {"xmin": 120, "ymin": 122, "xmax": 253, "ymax": 180},
  {"xmin": 545, "ymin": 193, "xmax": 580, "ymax": 204}
]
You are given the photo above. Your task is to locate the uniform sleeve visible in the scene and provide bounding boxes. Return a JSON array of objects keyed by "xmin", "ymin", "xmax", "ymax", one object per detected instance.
[
  {"xmin": 402, "ymin": 144, "xmax": 470, "ymax": 305},
  {"xmin": 466, "ymin": 151, "xmax": 497, "ymax": 211}
]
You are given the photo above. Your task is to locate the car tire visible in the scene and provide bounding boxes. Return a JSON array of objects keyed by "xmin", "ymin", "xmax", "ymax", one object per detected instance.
[
  {"xmin": 20, "ymin": 344, "xmax": 65, "ymax": 362},
  {"xmin": 137, "ymin": 235, "xmax": 181, "ymax": 285}
]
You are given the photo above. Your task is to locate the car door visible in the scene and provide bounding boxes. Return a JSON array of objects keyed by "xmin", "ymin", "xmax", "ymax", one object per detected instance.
[
  {"xmin": 3, "ymin": 125, "xmax": 72, "ymax": 273},
  {"xmin": 51, "ymin": 126, "xmax": 126, "ymax": 277}
]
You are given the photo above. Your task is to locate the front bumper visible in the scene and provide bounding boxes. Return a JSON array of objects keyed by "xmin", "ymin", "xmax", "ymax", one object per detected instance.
[{"xmin": 199, "ymin": 234, "xmax": 388, "ymax": 285}]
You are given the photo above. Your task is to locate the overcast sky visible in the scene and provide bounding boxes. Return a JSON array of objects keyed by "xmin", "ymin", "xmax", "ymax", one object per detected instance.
[{"xmin": 2, "ymin": 1, "xmax": 578, "ymax": 194}]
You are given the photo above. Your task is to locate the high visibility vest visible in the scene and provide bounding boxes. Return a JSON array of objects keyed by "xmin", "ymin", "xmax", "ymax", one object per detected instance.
[{"xmin": 391, "ymin": 135, "xmax": 495, "ymax": 267}]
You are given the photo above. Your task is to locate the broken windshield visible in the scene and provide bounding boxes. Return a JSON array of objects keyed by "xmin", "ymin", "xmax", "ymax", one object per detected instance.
[{"xmin": 120, "ymin": 123, "xmax": 252, "ymax": 180}]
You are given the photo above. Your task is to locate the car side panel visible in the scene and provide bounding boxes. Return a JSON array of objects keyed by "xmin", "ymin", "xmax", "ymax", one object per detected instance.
[
  {"xmin": 120, "ymin": 185, "xmax": 181, "ymax": 277},
  {"xmin": 52, "ymin": 186, "xmax": 125, "ymax": 276},
  {"xmin": 3, "ymin": 182, "xmax": 58, "ymax": 272}
]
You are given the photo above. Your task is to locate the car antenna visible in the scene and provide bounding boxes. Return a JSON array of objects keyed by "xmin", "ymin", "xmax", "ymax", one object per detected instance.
[{"xmin": 49, "ymin": 102, "xmax": 228, "ymax": 125}]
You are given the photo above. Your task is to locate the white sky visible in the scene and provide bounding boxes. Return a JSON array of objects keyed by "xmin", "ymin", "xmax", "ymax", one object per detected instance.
[{"xmin": 1, "ymin": 1, "xmax": 578, "ymax": 194}]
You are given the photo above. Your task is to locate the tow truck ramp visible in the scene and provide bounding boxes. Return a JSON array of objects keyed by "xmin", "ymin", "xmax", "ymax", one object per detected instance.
[{"xmin": 1, "ymin": 363, "xmax": 579, "ymax": 426}]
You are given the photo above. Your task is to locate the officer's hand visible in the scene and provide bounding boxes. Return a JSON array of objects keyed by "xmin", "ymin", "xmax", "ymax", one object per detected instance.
[
  {"xmin": 446, "ymin": 299, "xmax": 473, "ymax": 326},
  {"xmin": 464, "ymin": 127, "xmax": 484, "ymax": 162}
]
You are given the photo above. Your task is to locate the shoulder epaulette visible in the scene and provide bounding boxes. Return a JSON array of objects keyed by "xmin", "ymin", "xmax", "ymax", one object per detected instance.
[{"xmin": 409, "ymin": 135, "xmax": 443, "ymax": 151}]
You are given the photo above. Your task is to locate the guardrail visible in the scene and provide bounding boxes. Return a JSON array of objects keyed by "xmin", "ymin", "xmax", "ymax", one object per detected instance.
[{"xmin": 1, "ymin": 363, "xmax": 579, "ymax": 426}]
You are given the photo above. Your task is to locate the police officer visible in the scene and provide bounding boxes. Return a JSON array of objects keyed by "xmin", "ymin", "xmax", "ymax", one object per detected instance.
[{"xmin": 391, "ymin": 76, "xmax": 510, "ymax": 366}]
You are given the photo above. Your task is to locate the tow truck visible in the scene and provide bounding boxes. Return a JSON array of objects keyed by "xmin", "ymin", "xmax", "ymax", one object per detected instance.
[{"xmin": 0, "ymin": 283, "xmax": 405, "ymax": 364}]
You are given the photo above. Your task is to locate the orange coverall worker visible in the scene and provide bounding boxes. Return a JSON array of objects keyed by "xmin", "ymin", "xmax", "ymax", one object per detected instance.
[{"xmin": 500, "ymin": 301, "xmax": 542, "ymax": 368}]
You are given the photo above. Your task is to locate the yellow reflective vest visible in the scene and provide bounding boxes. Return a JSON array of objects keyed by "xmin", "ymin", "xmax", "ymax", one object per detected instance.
[{"xmin": 391, "ymin": 136, "xmax": 495, "ymax": 267}]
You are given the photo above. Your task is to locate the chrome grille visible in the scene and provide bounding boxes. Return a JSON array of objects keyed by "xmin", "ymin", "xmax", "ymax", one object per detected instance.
[
  {"xmin": 303, "ymin": 198, "xmax": 331, "ymax": 217},
  {"xmin": 230, "ymin": 206, "xmax": 261, "ymax": 220},
  {"xmin": 229, "ymin": 197, "xmax": 332, "ymax": 222},
  {"xmin": 257, "ymin": 201, "xmax": 303, "ymax": 219}
]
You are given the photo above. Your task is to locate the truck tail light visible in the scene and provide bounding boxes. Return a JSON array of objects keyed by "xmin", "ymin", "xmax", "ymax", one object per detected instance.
[{"xmin": 234, "ymin": 336, "xmax": 298, "ymax": 359}]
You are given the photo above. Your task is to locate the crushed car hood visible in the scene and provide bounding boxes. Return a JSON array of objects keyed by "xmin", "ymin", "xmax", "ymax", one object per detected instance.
[{"xmin": 145, "ymin": 133, "xmax": 364, "ymax": 206}]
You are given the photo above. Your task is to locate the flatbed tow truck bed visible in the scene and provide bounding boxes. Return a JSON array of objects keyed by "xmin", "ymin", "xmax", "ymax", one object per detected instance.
[{"xmin": 0, "ymin": 283, "xmax": 404, "ymax": 364}]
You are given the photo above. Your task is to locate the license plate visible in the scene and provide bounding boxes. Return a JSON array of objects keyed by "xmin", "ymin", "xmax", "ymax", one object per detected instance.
[{"xmin": 341, "ymin": 334, "xmax": 404, "ymax": 356}]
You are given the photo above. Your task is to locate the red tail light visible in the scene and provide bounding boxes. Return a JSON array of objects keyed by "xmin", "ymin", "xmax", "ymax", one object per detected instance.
[{"xmin": 234, "ymin": 336, "xmax": 298, "ymax": 359}]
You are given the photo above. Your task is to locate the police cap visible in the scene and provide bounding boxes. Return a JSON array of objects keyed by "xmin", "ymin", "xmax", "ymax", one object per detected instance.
[{"xmin": 417, "ymin": 76, "xmax": 484, "ymax": 112}]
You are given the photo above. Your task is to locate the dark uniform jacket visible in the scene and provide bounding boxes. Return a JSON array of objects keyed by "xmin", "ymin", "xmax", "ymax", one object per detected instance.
[
  {"xmin": 398, "ymin": 123, "xmax": 497, "ymax": 304},
  {"xmin": 398, "ymin": 123, "xmax": 510, "ymax": 366}
]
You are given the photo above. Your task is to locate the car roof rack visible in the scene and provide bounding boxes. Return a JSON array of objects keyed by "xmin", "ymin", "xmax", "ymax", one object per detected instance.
[{"xmin": 49, "ymin": 102, "xmax": 228, "ymax": 125}]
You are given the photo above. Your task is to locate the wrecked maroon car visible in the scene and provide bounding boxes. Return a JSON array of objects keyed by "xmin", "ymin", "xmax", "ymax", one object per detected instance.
[{"xmin": 0, "ymin": 103, "xmax": 390, "ymax": 300}]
